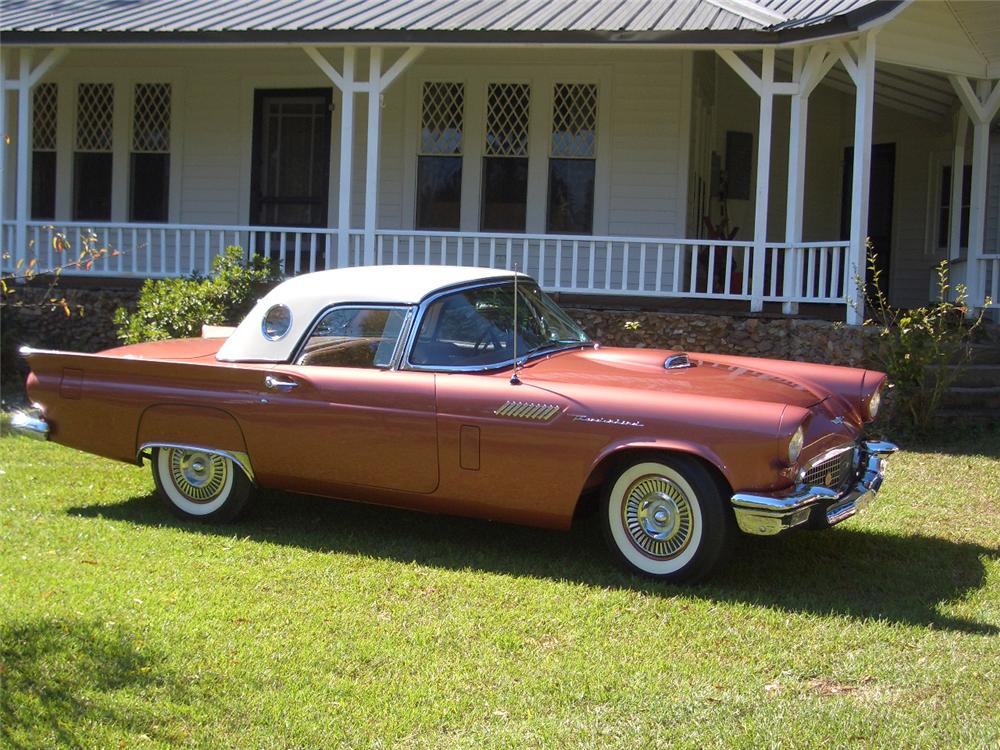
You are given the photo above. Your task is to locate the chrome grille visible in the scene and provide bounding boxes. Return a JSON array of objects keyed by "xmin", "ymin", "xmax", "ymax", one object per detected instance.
[{"xmin": 804, "ymin": 449, "xmax": 855, "ymax": 489}]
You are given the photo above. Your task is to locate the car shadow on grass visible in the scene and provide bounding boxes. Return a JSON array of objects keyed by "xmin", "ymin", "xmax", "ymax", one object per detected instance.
[
  {"xmin": 69, "ymin": 489, "xmax": 999, "ymax": 636},
  {"xmin": 0, "ymin": 618, "xmax": 198, "ymax": 749}
]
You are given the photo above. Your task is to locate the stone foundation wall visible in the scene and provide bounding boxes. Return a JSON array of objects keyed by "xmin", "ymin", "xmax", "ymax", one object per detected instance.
[
  {"xmin": 564, "ymin": 308, "xmax": 875, "ymax": 368},
  {"xmin": 1, "ymin": 286, "xmax": 140, "ymax": 406},
  {"xmin": 1, "ymin": 285, "xmax": 875, "ymax": 407}
]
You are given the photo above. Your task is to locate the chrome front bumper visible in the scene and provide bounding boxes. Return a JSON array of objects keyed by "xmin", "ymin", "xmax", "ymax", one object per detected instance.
[
  {"xmin": 731, "ymin": 440, "xmax": 898, "ymax": 536},
  {"xmin": 9, "ymin": 409, "xmax": 50, "ymax": 441}
]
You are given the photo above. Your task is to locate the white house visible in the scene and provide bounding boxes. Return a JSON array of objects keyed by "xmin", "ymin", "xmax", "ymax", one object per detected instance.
[{"xmin": 1, "ymin": 0, "xmax": 998, "ymax": 323}]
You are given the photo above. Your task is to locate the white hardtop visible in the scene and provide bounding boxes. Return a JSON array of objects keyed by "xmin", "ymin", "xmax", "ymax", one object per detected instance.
[{"xmin": 216, "ymin": 265, "xmax": 521, "ymax": 363}]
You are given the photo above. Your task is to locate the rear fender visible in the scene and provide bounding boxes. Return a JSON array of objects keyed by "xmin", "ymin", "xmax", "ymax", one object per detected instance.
[{"xmin": 136, "ymin": 405, "xmax": 255, "ymax": 481}]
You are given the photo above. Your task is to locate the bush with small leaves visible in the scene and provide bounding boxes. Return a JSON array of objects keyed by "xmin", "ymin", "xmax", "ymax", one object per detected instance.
[
  {"xmin": 861, "ymin": 247, "xmax": 988, "ymax": 435},
  {"xmin": 113, "ymin": 247, "xmax": 280, "ymax": 344}
]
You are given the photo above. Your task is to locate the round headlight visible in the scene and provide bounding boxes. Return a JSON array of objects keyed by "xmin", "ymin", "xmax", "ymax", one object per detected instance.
[
  {"xmin": 867, "ymin": 388, "xmax": 882, "ymax": 420},
  {"xmin": 788, "ymin": 425, "xmax": 805, "ymax": 465},
  {"xmin": 262, "ymin": 304, "xmax": 292, "ymax": 340}
]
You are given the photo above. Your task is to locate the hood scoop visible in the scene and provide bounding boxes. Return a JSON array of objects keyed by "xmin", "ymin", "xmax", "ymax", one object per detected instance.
[{"xmin": 663, "ymin": 353, "xmax": 694, "ymax": 370}]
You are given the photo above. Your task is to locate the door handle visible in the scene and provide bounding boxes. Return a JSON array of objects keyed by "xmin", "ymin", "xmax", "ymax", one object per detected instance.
[{"xmin": 264, "ymin": 375, "xmax": 299, "ymax": 391}]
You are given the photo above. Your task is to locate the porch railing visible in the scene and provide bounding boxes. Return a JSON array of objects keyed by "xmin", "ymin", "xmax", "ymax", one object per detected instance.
[
  {"xmin": 2, "ymin": 220, "xmax": 852, "ymax": 309},
  {"xmin": 1, "ymin": 220, "xmax": 367, "ymax": 278},
  {"xmin": 374, "ymin": 230, "xmax": 850, "ymax": 305}
]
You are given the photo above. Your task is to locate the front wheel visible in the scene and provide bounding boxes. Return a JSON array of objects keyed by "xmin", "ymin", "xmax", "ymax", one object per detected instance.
[
  {"xmin": 152, "ymin": 447, "xmax": 252, "ymax": 522},
  {"xmin": 601, "ymin": 454, "xmax": 733, "ymax": 583}
]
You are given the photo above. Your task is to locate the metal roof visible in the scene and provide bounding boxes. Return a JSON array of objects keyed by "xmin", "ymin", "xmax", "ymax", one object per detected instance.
[{"xmin": 0, "ymin": 0, "xmax": 905, "ymax": 44}]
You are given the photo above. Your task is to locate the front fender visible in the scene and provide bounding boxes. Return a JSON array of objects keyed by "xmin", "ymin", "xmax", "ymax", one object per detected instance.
[{"xmin": 585, "ymin": 437, "xmax": 734, "ymax": 492}]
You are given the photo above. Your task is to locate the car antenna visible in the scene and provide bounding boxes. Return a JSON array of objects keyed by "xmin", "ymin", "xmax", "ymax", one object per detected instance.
[{"xmin": 510, "ymin": 264, "xmax": 521, "ymax": 385}]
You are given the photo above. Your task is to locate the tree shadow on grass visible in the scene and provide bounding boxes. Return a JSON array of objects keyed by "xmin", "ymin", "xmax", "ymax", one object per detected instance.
[
  {"xmin": 69, "ymin": 489, "xmax": 999, "ymax": 636},
  {"xmin": 0, "ymin": 618, "xmax": 197, "ymax": 749}
]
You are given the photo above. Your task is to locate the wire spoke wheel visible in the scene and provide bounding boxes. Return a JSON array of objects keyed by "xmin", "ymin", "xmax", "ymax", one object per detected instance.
[
  {"xmin": 152, "ymin": 446, "xmax": 252, "ymax": 522},
  {"xmin": 167, "ymin": 449, "xmax": 230, "ymax": 504},
  {"xmin": 602, "ymin": 455, "xmax": 732, "ymax": 582},
  {"xmin": 622, "ymin": 475, "xmax": 694, "ymax": 559}
]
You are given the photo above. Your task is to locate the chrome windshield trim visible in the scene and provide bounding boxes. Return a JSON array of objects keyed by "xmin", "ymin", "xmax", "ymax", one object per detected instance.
[{"xmin": 400, "ymin": 278, "xmax": 591, "ymax": 373}]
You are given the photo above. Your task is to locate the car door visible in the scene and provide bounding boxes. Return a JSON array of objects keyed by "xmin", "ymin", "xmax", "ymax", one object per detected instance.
[{"xmin": 237, "ymin": 306, "xmax": 439, "ymax": 496}]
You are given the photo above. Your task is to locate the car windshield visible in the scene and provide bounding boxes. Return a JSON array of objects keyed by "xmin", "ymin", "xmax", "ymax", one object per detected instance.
[{"xmin": 409, "ymin": 281, "xmax": 590, "ymax": 369}]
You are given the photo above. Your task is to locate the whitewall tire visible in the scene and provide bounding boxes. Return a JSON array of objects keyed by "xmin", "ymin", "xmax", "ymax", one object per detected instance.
[
  {"xmin": 152, "ymin": 447, "xmax": 252, "ymax": 522},
  {"xmin": 601, "ymin": 454, "xmax": 733, "ymax": 582}
]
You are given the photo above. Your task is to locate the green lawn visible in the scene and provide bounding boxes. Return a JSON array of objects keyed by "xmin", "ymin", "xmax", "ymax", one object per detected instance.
[{"xmin": 1, "ymin": 433, "xmax": 998, "ymax": 749}]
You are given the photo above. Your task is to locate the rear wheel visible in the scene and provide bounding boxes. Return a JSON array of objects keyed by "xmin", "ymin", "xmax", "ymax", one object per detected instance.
[
  {"xmin": 601, "ymin": 454, "xmax": 733, "ymax": 582},
  {"xmin": 152, "ymin": 447, "xmax": 252, "ymax": 522}
]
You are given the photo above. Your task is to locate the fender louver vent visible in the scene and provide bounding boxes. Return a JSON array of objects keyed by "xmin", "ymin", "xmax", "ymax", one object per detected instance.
[{"xmin": 494, "ymin": 401, "xmax": 561, "ymax": 421}]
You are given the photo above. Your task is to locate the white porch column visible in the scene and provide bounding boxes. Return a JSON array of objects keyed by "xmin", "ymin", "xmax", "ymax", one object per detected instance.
[
  {"xmin": 749, "ymin": 49, "xmax": 776, "ymax": 313},
  {"xmin": 842, "ymin": 32, "xmax": 877, "ymax": 326},
  {"xmin": 303, "ymin": 45, "xmax": 422, "ymax": 269},
  {"xmin": 782, "ymin": 44, "xmax": 837, "ymax": 314},
  {"xmin": 337, "ymin": 49, "xmax": 356, "ymax": 268},
  {"xmin": 3, "ymin": 47, "xmax": 67, "ymax": 270},
  {"xmin": 950, "ymin": 76, "xmax": 1000, "ymax": 309},
  {"xmin": 363, "ymin": 48, "xmax": 382, "ymax": 265},
  {"xmin": 14, "ymin": 49, "xmax": 33, "ymax": 274},
  {"xmin": 948, "ymin": 108, "xmax": 969, "ymax": 262},
  {"xmin": 783, "ymin": 48, "xmax": 808, "ymax": 315}
]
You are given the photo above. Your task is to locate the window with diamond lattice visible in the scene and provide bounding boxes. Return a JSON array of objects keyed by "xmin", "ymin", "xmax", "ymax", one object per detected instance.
[
  {"xmin": 417, "ymin": 82, "xmax": 464, "ymax": 230},
  {"xmin": 73, "ymin": 83, "xmax": 114, "ymax": 221},
  {"xmin": 547, "ymin": 83, "xmax": 597, "ymax": 234},
  {"xmin": 130, "ymin": 83, "xmax": 171, "ymax": 222},
  {"xmin": 31, "ymin": 83, "xmax": 58, "ymax": 219},
  {"xmin": 481, "ymin": 83, "xmax": 530, "ymax": 232}
]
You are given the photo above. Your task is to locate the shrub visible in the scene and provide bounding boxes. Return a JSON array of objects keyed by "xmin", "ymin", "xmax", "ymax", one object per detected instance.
[
  {"xmin": 862, "ymin": 250, "xmax": 987, "ymax": 435},
  {"xmin": 113, "ymin": 247, "xmax": 280, "ymax": 344}
]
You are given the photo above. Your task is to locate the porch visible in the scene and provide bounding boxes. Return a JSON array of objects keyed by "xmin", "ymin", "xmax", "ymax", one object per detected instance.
[{"xmin": 2, "ymin": 2, "xmax": 999, "ymax": 321}]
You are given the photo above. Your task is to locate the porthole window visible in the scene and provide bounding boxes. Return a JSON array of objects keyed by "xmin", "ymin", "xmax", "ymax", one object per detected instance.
[{"xmin": 262, "ymin": 304, "xmax": 292, "ymax": 340}]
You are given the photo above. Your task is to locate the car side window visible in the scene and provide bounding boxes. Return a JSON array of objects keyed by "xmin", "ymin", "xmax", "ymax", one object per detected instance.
[
  {"xmin": 410, "ymin": 287, "xmax": 514, "ymax": 367},
  {"xmin": 296, "ymin": 306, "xmax": 408, "ymax": 368}
]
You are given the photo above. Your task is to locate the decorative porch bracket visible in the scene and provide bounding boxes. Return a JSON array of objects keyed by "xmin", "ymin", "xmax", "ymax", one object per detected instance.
[
  {"xmin": 949, "ymin": 75, "xmax": 1000, "ymax": 311},
  {"xmin": 1, "ymin": 47, "xmax": 68, "ymax": 275},
  {"xmin": 303, "ymin": 46, "xmax": 424, "ymax": 267},
  {"xmin": 717, "ymin": 44, "xmax": 838, "ymax": 315}
]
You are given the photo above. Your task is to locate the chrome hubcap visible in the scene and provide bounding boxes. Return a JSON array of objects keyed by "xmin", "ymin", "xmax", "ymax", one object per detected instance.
[
  {"xmin": 623, "ymin": 475, "xmax": 694, "ymax": 559},
  {"xmin": 168, "ymin": 449, "xmax": 228, "ymax": 503}
]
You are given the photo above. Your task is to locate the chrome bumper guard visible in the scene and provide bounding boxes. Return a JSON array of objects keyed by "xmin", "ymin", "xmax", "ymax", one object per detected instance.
[
  {"xmin": 731, "ymin": 440, "xmax": 898, "ymax": 536},
  {"xmin": 9, "ymin": 408, "xmax": 50, "ymax": 441}
]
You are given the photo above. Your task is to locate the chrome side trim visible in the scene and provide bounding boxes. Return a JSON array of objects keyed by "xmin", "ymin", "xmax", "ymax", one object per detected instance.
[
  {"xmin": 10, "ymin": 409, "xmax": 49, "ymax": 441},
  {"xmin": 731, "ymin": 440, "xmax": 898, "ymax": 536},
  {"xmin": 137, "ymin": 442, "xmax": 256, "ymax": 484}
]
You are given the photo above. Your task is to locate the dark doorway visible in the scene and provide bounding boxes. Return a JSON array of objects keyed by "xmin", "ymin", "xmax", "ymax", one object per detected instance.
[
  {"xmin": 841, "ymin": 143, "xmax": 895, "ymax": 297},
  {"xmin": 250, "ymin": 89, "xmax": 333, "ymax": 272}
]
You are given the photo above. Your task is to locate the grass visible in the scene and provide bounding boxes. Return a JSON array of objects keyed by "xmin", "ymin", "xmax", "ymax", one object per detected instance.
[{"xmin": 1, "ymin": 432, "xmax": 998, "ymax": 749}]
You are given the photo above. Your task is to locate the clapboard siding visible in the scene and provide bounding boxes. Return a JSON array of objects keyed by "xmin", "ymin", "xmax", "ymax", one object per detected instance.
[
  {"xmin": 609, "ymin": 61, "xmax": 683, "ymax": 237},
  {"xmin": 30, "ymin": 46, "xmax": 686, "ymax": 240}
]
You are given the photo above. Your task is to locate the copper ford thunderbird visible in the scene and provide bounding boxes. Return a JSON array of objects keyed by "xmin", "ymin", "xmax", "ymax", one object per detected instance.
[{"xmin": 13, "ymin": 265, "xmax": 897, "ymax": 582}]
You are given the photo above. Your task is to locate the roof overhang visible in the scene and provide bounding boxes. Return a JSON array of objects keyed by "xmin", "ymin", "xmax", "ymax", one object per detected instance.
[{"xmin": 0, "ymin": 2, "xmax": 907, "ymax": 48}]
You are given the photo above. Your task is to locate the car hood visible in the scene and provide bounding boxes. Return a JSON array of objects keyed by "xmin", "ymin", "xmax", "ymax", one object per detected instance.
[{"xmin": 518, "ymin": 346, "xmax": 826, "ymax": 409}]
